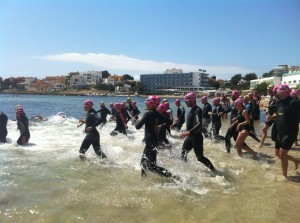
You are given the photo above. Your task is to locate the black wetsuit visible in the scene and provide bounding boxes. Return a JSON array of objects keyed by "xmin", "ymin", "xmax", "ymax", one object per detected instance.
[
  {"xmin": 79, "ymin": 108, "xmax": 106, "ymax": 158},
  {"xmin": 224, "ymin": 105, "xmax": 238, "ymax": 152},
  {"xmin": 96, "ymin": 106, "xmax": 111, "ymax": 124},
  {"xmin": 202, "ymin": 102, "xmax": 212, "ymax": 137},
  {"xmin": 224, "ymin": 104, "xmax": 259, "ymax": 152},
  {"xmin": 0, "ymin": 112, "xmax": 8, "ymax": 143},
  {"xmin": 111, "ymin": 108, "xmax": 130, "ymax": 136},
  {"xmin": 131, "ymin": 107, "xmax": 141, "ymax": 121},
  {"xmin": 135, "ymin": 109, "xmax": 173, "ymax": 178},
  {"xmin": 165, "ymin": 108, "xmax": 173, "ymax": 136},
  {"xmin": 181, "ymin": 106, "xmax": 215, "ymax": 171},
  {"xmin": 157, "ymin": 111, "xmax": 172, "ymax": 148},
  {"xmin": 248, "ymin": 98, "xmax": 256, "ymax": 132},
  {"xmin": 235, "ymin": 109, "xmax": 250, "ymax": 132},
  {"xmin": 110, "ymin": 107, "xmax": 117, "ymax": 120},
  {"xmin": 265, "ymin": 96, "xmax": 277, "ymax": 127},
  {"xmin": 211, "ymin": 105, "xmax": 225, "ymax": 140},
  {"xmin": 17, "ymin": 114, "xmax": 30, "ymax": 145},
  {"xmin": 273, "ymin": 96, "xmax": 300, "ymax": 150},
  {"xmin": 172, "ymin": 105, "xmax": 185, "ymax": 131}
]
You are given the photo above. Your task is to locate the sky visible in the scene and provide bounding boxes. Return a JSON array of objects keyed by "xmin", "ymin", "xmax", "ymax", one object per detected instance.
[{"xmin": 1, "ymin": 0, "xmax": 300, "ymax": 80}]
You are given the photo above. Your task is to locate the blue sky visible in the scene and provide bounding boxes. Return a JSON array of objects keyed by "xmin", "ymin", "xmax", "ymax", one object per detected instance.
[{"xmin": 1, "ymin": 0, "xmax": 299, "ymax": 80}]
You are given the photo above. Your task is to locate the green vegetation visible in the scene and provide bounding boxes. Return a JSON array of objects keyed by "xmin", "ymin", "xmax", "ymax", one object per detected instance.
[{"xmin": 254, "ymin": 82, "xmax": 269, "ymax": 96}]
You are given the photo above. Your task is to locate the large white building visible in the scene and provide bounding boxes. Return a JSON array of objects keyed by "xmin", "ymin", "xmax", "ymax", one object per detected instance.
[
  {"xmin": 281, "ymin": 71, "xmax": 300, "ymax": 89},
  {"xmin": 250, "ymin": 76, "xmax": 282, "ymax": 89},
  {"xmin": 68, "ymin": 71, "xmax": 103, "ymax": 88}
]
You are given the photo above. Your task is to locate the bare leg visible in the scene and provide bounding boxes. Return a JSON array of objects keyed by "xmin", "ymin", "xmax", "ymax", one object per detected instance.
[
  {"xmin": 259, "ymin": 124, "xmax": 269, "ymax": 147},
  {"xmin": 279, "ymin": 149, "xmax": 288, "ymax": 178},
  {"xmin": 235, "ymin": 130, "xmax": 249, "ymax": 157},
  {"xmin": 275, "ymin": 149, "xmax": 300, "ymax": 177},
  {"xmin": 242, "ymin": 144, "xmax": 257, "ymax": 157}
]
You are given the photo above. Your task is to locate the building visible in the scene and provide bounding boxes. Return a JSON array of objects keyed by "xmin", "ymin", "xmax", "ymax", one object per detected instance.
[
  {"xmin": 67, "ymin": 71, "xmax": 103, "ymax": 88},
  {"xmin": 140, "ymin": 69, "xmax": 211, "ymax": 94},
  {"xmin": 79, "ymin": 71, "xmax": 102, "ymax": 85},
  {"xmin": 104, "ymin": 77, "xmax": 115, "ymax": 85},
  {"xmin": 250, "ymin": 76, "xmax": 282, "ymax": 89},
  {"xmin": 281, "ymin": 70, "xmax": 300, "ymax": 89},
  {"xmin": 250, "ymin": 65, "xmax": 300, "ymax": 90}
]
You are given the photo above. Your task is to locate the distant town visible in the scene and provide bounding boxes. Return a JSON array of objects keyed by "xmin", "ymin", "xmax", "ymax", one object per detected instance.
[{"xmin": 0, "ymin": 65, "xmax": 299, "ymax": 97}]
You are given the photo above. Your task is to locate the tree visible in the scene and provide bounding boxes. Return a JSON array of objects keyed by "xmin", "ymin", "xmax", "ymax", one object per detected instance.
[
  {"xmin": 244, "ymin": 73, "xmax": 257, "ymax": 82},
  {"xmin": 2, "ymin": 78, "xmax": 11, "ymax": 90},
  {"xmin": 95, "ymin": 83, "xmax": 114, "ymax": 92},
  {"xmin": 230, "ymin": 74, "xmax": 242, "ymax": 87},
  {"xmin": 130, "ymin": 81, "xmax": 144, "ymax": 94},
  {"xmin": 101, "ymin": 71, "xmax": 110, "ymax": 79},
  {"xmin": 208, "ymin": 78, "xmax": 220, "ymax": 89},
  {"xmin": 262, "ymin": 70, "xmax": 274, "ymax": 78},
  {"xmin": 122, "ymin": 74, "xmax": 134, "ymax": 81},
  {"xmin": 254, "ymin": 82, "xmax": 269, "ymax": 96}
]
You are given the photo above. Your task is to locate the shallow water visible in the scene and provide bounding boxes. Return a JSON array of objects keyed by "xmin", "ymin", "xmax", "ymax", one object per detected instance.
[{"xmin": 0, "ymin": 94, "xmax": 299, "ymax": 223}]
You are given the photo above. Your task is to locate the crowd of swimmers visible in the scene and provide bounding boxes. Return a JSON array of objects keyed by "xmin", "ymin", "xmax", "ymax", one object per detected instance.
[{"xmin": 0, "ymin": 85, "xmax": 299, "ymax": 179}]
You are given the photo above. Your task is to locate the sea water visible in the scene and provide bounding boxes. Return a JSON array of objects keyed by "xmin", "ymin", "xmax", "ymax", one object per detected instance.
[{"xmin": 0, "ymin": 94, "xmax": 299, "ymax": 223}]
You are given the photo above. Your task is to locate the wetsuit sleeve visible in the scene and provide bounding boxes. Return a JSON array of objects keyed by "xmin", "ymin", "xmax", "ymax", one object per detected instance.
[
  {"xmin": 189, "ymin": 108, "xmax": 202, "ymax": 134},
  {"xmin": 135, "ymin": 112, "xmax": 149, "ymax": 129},
  {"xmin": 160, "ymin": 112, "xmax": 173, "ymax": 125},
  {"xmin": 223, "ymin": 106, "xmax": 232, "ymax": 114},
  {"xmin": 106, "ymin": 107, "xmax": 111, "ymax": 115},
  {"xmin": 178, "ymin": 107, "xmax": 185, "ymax": 118}
]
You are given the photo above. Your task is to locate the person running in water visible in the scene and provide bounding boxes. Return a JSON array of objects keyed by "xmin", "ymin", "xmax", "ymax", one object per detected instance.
[
  {"xmin": 78, "ymin": 100, "xmax": 107, "ymax": 159},
  {"xmin": 222, "ymin": 91, "xmax": 240, "ymax": 152},
  {"xmin": 230, "ymin": 98, "xmax": 257, "ymax": 157},
  {"xmin": 221, "ymin": 93, "xmax": 230, "ymax": 120},
  {"xmin": 201, "ymin": 96, "xmax": 212, "ymax": 138},
  {"xmin": 135, "ymin": 96, "xmax": 178, "ymax": 179},
  {"xmin": 180, "ymin": 92, "xmax": 217, "ymax": 173},
  {"xmin": 109, "ymin": 103, "xmax": 117, "ymax": 121},
  {"xmin": 223, "ymin": 91, "xmax": 260, "ymax": 152},
  {"xmin": 171, "ymin": 99, "xmax": 185, "ymax": 131},
  {"xmin": 110, "ymin": 102, "xmax": 130, "ymax": 136},
  {"xmin": 156, "ymin": 103, "xmax": 173, "ymax": 150},
  {"xmin": 0, "ymin": 111, "xmax": 8, "ymax": 143},
  {"xmin": 16, "ymin": 106, "xmax": 30, "ymax": 145},
  {"xmin": 162, "ymin": 101, "xmax": 173, "ymax": 136},
  {"xmin": 208, "ymin": 97, "xmax": 225, "ymax": 141},
  {"xmin": 269, "ymin": 85, "xmax": 300, "ymax": 177},
  {"xmin": 259, "ymin": 88, "xmax": 277, "ymax": 147},
  {"xmin": 130, "ymin": 101, "xmax": 141, "ymax": 124},
  {"xmin": 96, "ymin": 101, "xmax": 111, "ymax": 126}
]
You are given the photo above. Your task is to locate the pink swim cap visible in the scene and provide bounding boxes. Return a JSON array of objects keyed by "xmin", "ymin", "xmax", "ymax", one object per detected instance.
[
  {"xmin": 83, "ymin": 100, "xmax": 93, "ymax": 109},
  {"xmin": 231, "ymin": 90, "xmax": 240, "ymax": 98},
  {"xmin": 157, "ymin": 103, "xmax": 167, "ymax": 113},
  {"xmin": 114, "ymin": 102, "xmax": 123, "ymax": 110},
  {"xmin": 290, "ymin": 89, "xmax": 299, "ymax": 98},
  {"xmin": 145, "ymin": 96, "xmax": 157, "ymax": 109},
  {"xmin": 184, "ymin": 92, "xmax": 196, "ymax": 102},
  {"xmin": 234, "ymin": 98, "xmax": 244, "ymax": 106},
  {"xmin": 16, "ymin": 107, "xmax": 24, "ymax": 114},
  {"xmin": 213, "ymin": 97, "xmax": 220, "ymax": 104}
]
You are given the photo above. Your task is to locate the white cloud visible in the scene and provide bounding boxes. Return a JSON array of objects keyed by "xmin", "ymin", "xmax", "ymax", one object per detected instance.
[{"xmin": 40, "ymin": 52, "xmax": 253, "ymax": 78}]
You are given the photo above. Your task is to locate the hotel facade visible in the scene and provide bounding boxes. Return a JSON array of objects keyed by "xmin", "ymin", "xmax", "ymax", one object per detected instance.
[{"xmin": 140, "ymin": 69, "xmax": 212, "ymax": 94}]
